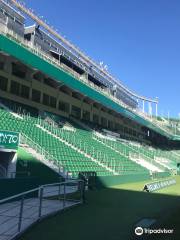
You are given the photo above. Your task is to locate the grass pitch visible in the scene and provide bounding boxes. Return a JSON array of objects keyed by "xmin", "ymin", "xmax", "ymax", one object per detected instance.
[{"xmin": 19, "ymin": 176, "xmax": 180, "ymax": 240}]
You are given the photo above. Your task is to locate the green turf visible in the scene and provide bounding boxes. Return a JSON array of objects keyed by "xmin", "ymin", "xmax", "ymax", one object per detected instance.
[
  {"xmin": 112, "ymin": 176, "xmax": 180, "ymax": 196},
  {"xmin": 19, "ymin": 176, "xmax": 180, "ymax": 240}
]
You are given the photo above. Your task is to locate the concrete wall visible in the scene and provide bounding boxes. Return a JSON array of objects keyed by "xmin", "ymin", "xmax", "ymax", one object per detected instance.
[{"xmin": 0, "ymin": 53, "xmax": 148, "ymax": 141}]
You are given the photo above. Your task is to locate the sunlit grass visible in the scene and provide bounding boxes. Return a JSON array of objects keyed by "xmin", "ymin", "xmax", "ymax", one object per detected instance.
[{"xmin": 19, "ymin": 176, "xmax": 180, "ymax": 240}]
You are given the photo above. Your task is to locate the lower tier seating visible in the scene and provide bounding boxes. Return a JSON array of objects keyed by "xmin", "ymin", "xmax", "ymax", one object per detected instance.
[{"xmin": 0, "ymin": 108, "xmax": 149, "ymax": 177}]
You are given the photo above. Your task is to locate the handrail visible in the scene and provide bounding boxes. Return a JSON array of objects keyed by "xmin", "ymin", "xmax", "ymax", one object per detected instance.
[
  {"xmin": 0, "ymin": 179, "xmax": 84, "ymax": 240},
  {"xmin": 20, "ymin": 133, "xmax": 66, "ymax": 176},
  {"xmin": 0, "ymin": 25, "xmax": 147, "ymax": 108},
  {"xmin": 21, "ymin": 133, "xmax": 57, "ymax": 162},
  {"xmin": 94, "ymin": 133, "xmax": 167, "ymax": 171},
  {"xmin": 0, "ymin": 179, "xmax": 82, "ymax": 204},
  {"xmin": 0, "ymin": 24, "xmax": 179, "ymax": 137},
  {"xmin": 0, "ymin": 187, "xmax": 40, "ymax": 204},
  {"xmin": 39, "ymin": 121, "xmax": 118, "ymax": 175},
  {"xmin": 40, "ymin": 179, "xmax": 83, "ymax": 187},
  {"xmin": 9, "ymin": 0, "xmax": 157, "ymax": 103}
]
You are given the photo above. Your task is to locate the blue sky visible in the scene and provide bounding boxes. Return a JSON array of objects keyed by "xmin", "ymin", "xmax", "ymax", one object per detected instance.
[{"xmin": 23, "ymin": 0, "xmax": 180, "ymax": 117}]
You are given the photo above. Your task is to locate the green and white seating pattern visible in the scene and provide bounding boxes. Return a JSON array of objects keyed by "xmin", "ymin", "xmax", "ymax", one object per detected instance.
[{"xmin": 0, "ymin": 108, "xmax": 149, "ymax": 177}]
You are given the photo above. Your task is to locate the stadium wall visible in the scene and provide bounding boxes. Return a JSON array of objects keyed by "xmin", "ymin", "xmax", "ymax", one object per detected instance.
[
  {"xmin": 92, "ymin": 174, "xmax": 151, "ymax": 188},
  {"xmin": 92, "ymin": 172, "xmax": 171, "ymax": 188},
  {"xmin": 152, "ymin": 171, "xmax": 171, "ymax": 179},
  {"xmin": 0, "ymin": 177, "xmax": 38, "ymax": 199},
  {"xmin": 0, "ymin": 34, "xmax": 176, "ymax": 140},
  {"xmin": 0, "ymin": 51, "xmax": 145, "ymax": 141},
  {"xmin": 16, "ymin": 148, "xmax": 62, "ymax": 185},
  {"xmin": 0, "ymin": 148, "xmax": 62, "ymax": 199}
]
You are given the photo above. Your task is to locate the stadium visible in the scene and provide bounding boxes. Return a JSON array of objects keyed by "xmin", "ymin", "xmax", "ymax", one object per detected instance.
[{"xmin": 0, "ymin": 0, "xmax": 180, "ymax": 239}]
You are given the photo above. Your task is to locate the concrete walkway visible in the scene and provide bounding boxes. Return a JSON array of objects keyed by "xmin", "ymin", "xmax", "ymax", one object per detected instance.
[
  {"xmin": 43, "ymin": 185, "xmax": 78, "ymax": 197},
  {"xmin": 0, "ymin": 185, "xmax": 81, "ymax": 240}
]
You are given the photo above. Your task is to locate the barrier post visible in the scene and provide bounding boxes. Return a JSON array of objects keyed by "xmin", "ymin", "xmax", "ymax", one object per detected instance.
[
  {"xmin": 18, "ymin": 195, "xmax": 24, "ymax": 232},
  {"xmin": 63, "ymin": 182, "xmax": 66, "ymax": 208},
  {"xmin": 38, "ymin": 187, "xmax": 43, "ymax": 218}
]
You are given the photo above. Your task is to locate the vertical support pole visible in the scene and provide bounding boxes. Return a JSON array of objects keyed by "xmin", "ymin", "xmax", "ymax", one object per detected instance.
[
  {"xmin": 59, "ymin": 162, "xmax": 60, "ymax": 175},
  {"xmin": 148, "ymin": 102, "xmax": 152, "ymax": 117},
  {"xmin": 58, "ymin": 183, "xmax": 61, "ymax": 201},
  {"xmin": 80, "ymin": 99, "xmax": 83, "ymax": 120},
  {"xmin": 18, "ymin": 195, "xmax": 24, "ymax": 232},
  {"xmin": 156, "ymin": 103, "xmax": 158, "ymax": 118},
  {"xmin": 142, "ymin": 100, "xmax": 145, "ymax": 113},
  {"xmin": 38, "ymin": 187, "xmax": 43, "ymax": 218},
  {"xmin": 80, "ymin": 180, "xmax": 85, "ymax": 203},
  {"xmin": 90, "ymin": 102, "xmax": 93, "ymax": 122},
  {"xmin": 63, "ymin": 182, "xmax": 66, "ymax": 208}
]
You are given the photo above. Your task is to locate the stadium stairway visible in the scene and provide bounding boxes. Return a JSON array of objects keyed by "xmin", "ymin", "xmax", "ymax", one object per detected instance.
[
  {"xmin": 0, "ymin": 107, "xmax": 120, "ymax": 177},
  {"xmin": 93, "ymin": 134, "xmax": 162, "ymax": 172},
  {"xmin": 67, "ymin": 117, "xmax": 178, "ymax": 173},
  {"xmin": 0, "ymin": 104, "xmax": 151, "ymax": 177},
  {"xmin": 93, "ymin": 132, "xmax": 167, "ymax": 172},
  {"xmin": 20, "ymin": 138, "xmax": 67, "ymax": 178},
  {"xmin": 35, "ymin": 122, "xmax": 118, "ymax": 176},
  {"xmin": 0, "ymin": 102, "xmax": 177, "ymax": 178},
  {"xmin": 39, "ymin": 117, "xmax": 150, "ymax": 176},
  {"xmin": 59, "ymin": 117, "xmax": 166, "ymax": 173}
]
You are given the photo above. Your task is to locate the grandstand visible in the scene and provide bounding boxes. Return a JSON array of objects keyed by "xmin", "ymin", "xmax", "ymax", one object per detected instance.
[
  {"xmin": 0, "ymin": 0, "xmax": 180, "ymax": 239},
  {"xmin": 0, "ymin": 102, "xmax": 178, "ymax": 179}
]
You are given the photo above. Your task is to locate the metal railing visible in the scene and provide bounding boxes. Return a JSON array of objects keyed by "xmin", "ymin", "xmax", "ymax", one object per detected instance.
[
  {"xmin": 0, "ymin": 23, "xmax": 178, "ymax": 137},
  {"xmin": 20, "ymin": 133, "xmax": 69, "ymax": 177},
  {"xmin": 0, "ymin": 179, "xmax": 85, "ymax": 240},
  {"xmin": 38, "ymin": 120, "xmax": 118, "ymax": 175},
  {"xmin": 93, "ymin": 133, "xmax": 168, "ymax": 172}
]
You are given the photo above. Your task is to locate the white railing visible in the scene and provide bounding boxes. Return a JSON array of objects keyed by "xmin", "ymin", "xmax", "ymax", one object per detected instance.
[
  {"xmin": 0, "ymin": 179, "xmax": 85, "ymax": 240},
  {"xmin": 94, "ymin": 133, "xmax": 167, "ymax": 172},
  {"xmin": 38, "ymin": 120, "xmax": 118, "ymax": 175},
  {"xmin": 0, "ymin": 24, "xmax": 179, "ymax": 137},
  {"xmin": 20, "ymin": 133, "xmax": 67, "ymax": 176}
]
